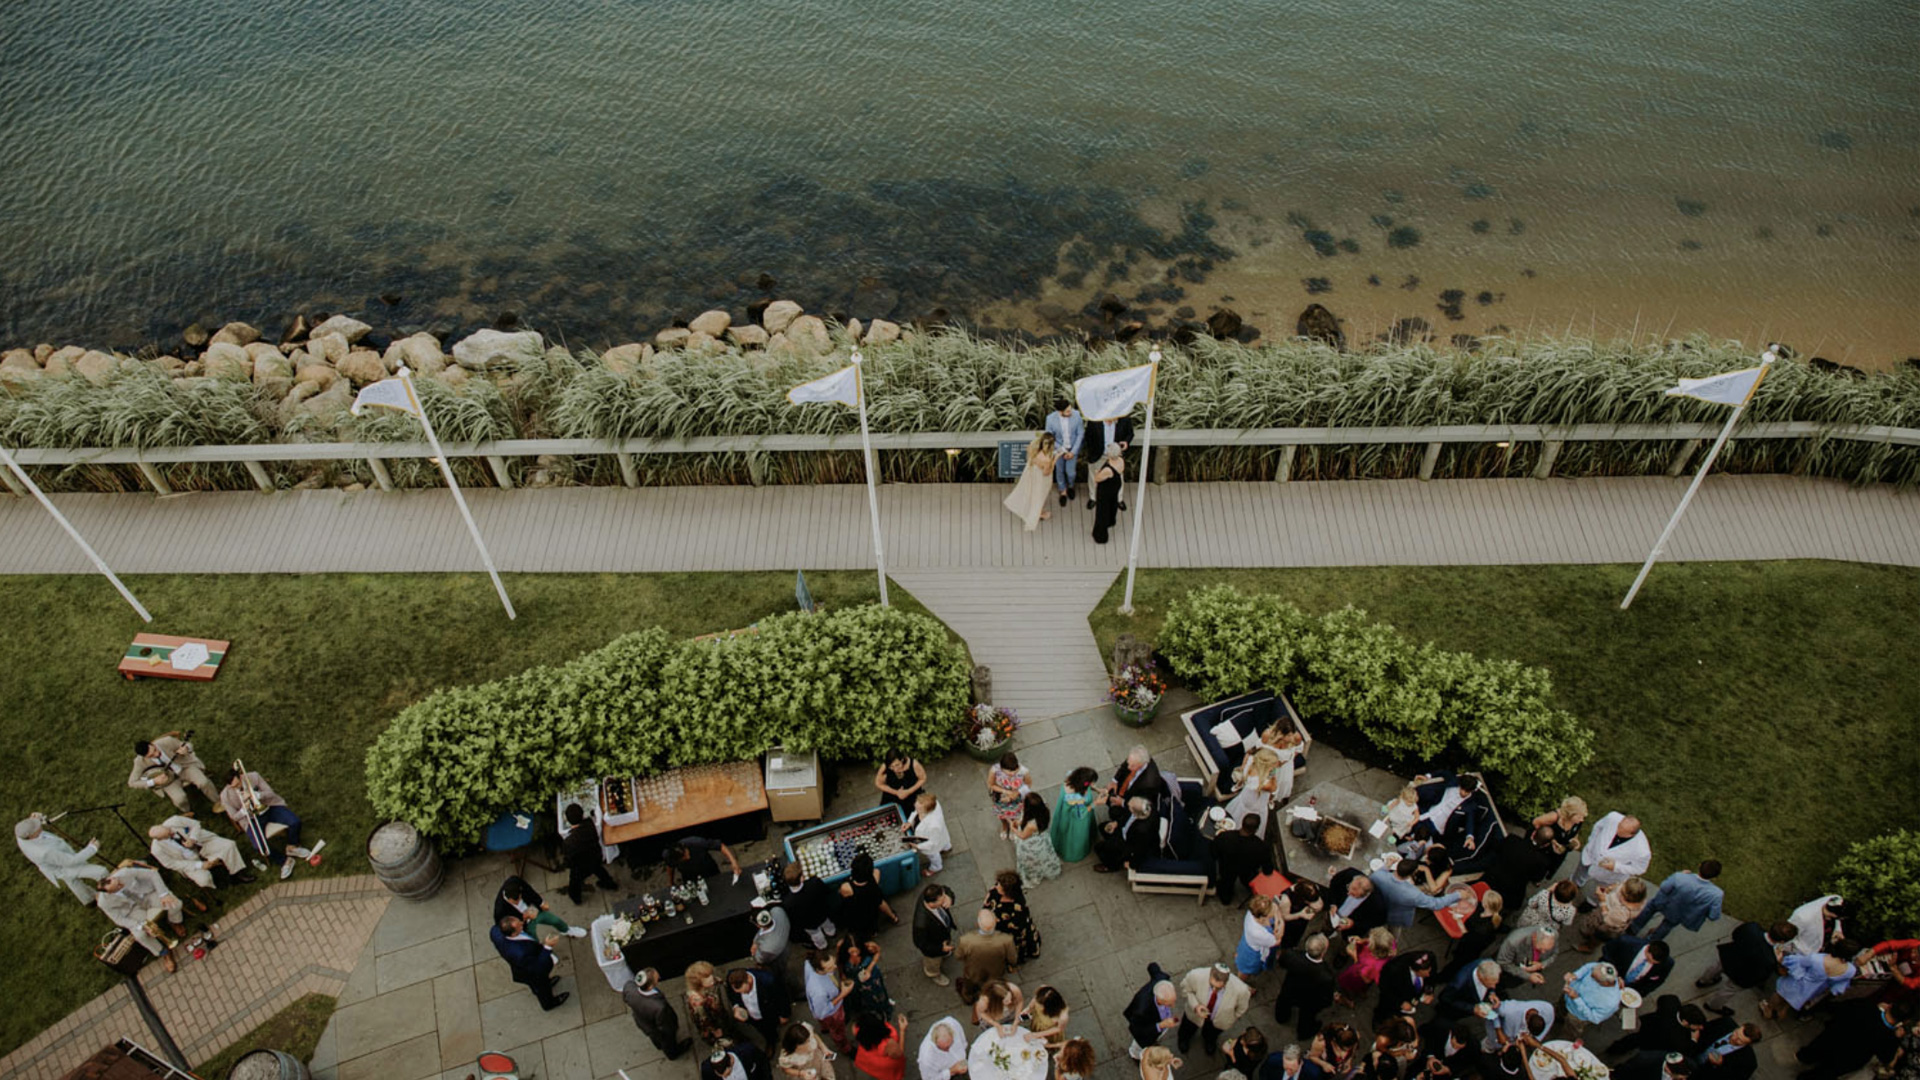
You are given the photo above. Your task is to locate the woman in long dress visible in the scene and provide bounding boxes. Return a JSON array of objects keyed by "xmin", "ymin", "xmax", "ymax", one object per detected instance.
[
  {"xmin": 987, "ymin": 869, "xmax": 1043, "ymax": 964},
  {"xmin": 1049, "ymin": 766, "xmax": 1099, "ymax": 863},
  {"xmin": 1090, "ymin": 445, "xmax": 1124, "ymax": 544},
  {"xmin": 1002, "ymin": 433, "xmax": 1058, "ymax": 530},
  {"xmin": 1013, "ymin": 792, "xmax": 1063, "ymax": 886},
  {"xmin": 1225, "ymin": 747, "xmax": 1291, "ymax": 839}
]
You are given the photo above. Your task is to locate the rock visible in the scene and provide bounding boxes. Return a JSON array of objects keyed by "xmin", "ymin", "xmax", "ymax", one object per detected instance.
[
  {"xmin": 439, "ymin": 365, "xmax": 470, "ymax": 387},
  {"xmin": 285, "ymin": 382, "xmax": 320, "ymax": 405},
  {"xmin": 245, "ymin": 342, "xmax": 286, "ymax": 365},
  {"xmin": 689, "ymin": 309, "xmax": 731, "ymax": 337},
  {"xmin": 765, "ymin": 331, "xmax": 795, "ymax": 356},
  {"xmin": 210, "ymin": 321, "xmax": 261, "ymax": 347},
  {"xmin": 151, "ymin": 355, "xmax": 184, "ymax": 374},
  {"xmin": 0, "ymin": 366, "xmax": 40, "ymax": 390},
  {"xmin": 33, "ymin": 343, "xmax": 53, "ymax": 363},
  {"xmin": 294, "ymin": 364, "xmax": 338, "ymax": 391},
  {"xmin": 0, "ymin": 349, "xmax": 37, "ymax": 371},
  {"xmin": 864, "ymin": 319, "xmax": 901, "ymax": 345},
  {"xmin": 308, "ymin": 331, "xmax": 349, "ymax": 364},
  {"xmin": 338, "ymin": 349, "xmax": 388, "ymax": 385},
  {"xmin": 685, "ymin": 330, "xmax": 723, "ymax": 354},
  {"xmin": 279, "ymin": 314, "xmax": 308, "ymax": 346},
  {"xmin": 309, "ymin": 314, "xmax": 372, "ymax": 344},
  {"xmin": 44, "ymin": 346, "xmax": 84, "ymax": 377},
  {"xmin": 342, "ymin": 482, "xmax": 366, "ymax": 493},
  {"xmin": 385, "ymin": 333, "xmax": 446, "ymax": 376},
  {"xmin": 726, "ymin": 325, "xmax": 769, "ymax": 349},
  {"xmin": 75, "ymin": 350, "xmax": 118, "ymax": 385},
  {"xmin": 300, "ymin": 380, "xmax": 352, "ymax": 417},
  {"xmin": 786, "ymin": 315, "xmax": 831, "ymax": 356},
  {"xmin": 846, "ymin": 319, "xmax": 864, "ymax": 343},
  {"xmin": 601, "ymin": 343, "xmax": 653, "ymax": 375},
  {"xmin": 1115, "ymin": 320, "xmax": 1147, "ymax": 343},
  {"xmin": 1206, "ymin": 308, "xmax": 1243, "ymax": 339},
  {"xmin": 654, "ymin": 327, "xmax": 691, "ymax": 350},
  {"xmin": 1295, "ymin": 304, "xmax": 1345, "ymax": 348},
  {"xmin": 450, "ymin": 328, "xmax": 541, "ymax": 370},
  {"xmin": 182, "ymin": 323, "xmax": 211, "ymax": 348},
  {"xmin": 202, "ymin": 342, "xmax": 253, "ymax": 380},
  {"xmin": 182, "ymin": 360, "xmax": 204, "ymax": 377},
  {"xmin": 762, "ymin": 299, "xmax": 804, "ymax": 335}
]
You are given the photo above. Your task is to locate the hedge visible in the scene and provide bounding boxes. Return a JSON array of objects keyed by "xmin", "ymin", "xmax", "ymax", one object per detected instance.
[
  {"xmin": 364, "ymin": 605, "xmax": 971, "ymax": 841},
  {"xmin": 1156, "ymin": 585, "xmax": 1594, "ymax": 812},
  {"xmin": 1825, "ymin": 829, "xmax": 1920, "ymax": 940}
]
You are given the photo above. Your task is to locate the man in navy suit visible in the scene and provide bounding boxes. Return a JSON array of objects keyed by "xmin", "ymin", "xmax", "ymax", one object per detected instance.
[
  {"xmin": 1692, "ymin": 1017, "xmax": 1762, "ymax": 1080},
  {"xmin": 490, "ymin": 914, "xmax": 569, "ymax": 1011},
  {"xmin": 725, "ymin": 966, "xmax": 791, "ymax": 1050},
  {"xmin": 1045, "ymin": 398, "xmax": 1085, "ymax": 504},
  {"xmin": 1631, "ymin": 862, "xmax": 1725, "ymax": 942},
  {"xmin": 1122, "ymin": 962, "xmax": 1178, "ymax": 1058},
  {"xmin": 1604, "ymin": 936, "xmax": 1675, "ymax": 995}
]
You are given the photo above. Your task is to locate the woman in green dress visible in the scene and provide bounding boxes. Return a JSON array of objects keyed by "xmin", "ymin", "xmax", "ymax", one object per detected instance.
[{"xmin": 1049, "ymin": 766, "xmax": 1099, "ymax": 863}]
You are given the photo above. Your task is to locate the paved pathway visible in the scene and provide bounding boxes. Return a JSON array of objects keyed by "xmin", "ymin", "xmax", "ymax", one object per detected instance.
[
  {"xmin": 2, "ymin": 475, "xmax": 1917, "ymax": 575},
  {"xmin": 0, "ymin": 875, "xmax": 389, "ymax": 1080}
]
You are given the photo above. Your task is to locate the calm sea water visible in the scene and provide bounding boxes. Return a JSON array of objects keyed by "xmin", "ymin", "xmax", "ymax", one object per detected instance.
[{"xmin": 2, "ymin": 0, "xmax": 1916, "ymax": 361}]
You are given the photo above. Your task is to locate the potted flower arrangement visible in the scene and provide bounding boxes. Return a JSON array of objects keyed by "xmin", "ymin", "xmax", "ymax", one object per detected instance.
[
  {"xmin": 1107, "ymin": 661, "xmax": 1167, "ymax": 727},
  {"xmin": 960, "ymin": 703, "xmax": 1019, "ymax": 763}
]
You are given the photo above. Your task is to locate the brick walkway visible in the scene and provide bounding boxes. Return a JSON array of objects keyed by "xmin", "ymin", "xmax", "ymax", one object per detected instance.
[{"xmin": 0, "ymin": 876, "xmax": 389, "ymax": 1080}]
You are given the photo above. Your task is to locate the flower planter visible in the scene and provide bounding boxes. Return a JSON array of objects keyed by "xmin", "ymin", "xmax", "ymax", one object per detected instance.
[
  {"xmin": 965, "ymin": 738, "xmax": 1012, "ymax": 763},
  {"xmin": 1112, "ymin": 695, "xmax": 1162, "ymax": 727}
]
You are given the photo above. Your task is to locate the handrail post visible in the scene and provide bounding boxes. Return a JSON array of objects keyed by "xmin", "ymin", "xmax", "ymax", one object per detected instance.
[
  {"xmin": 1275, "ymin": 445, "xmax": 1296, "ymax": 482},
  {"xmin": 486, "ymin": 455, "xmax": 513, "ymax": 489},
  {"xmin": 366, "ymin": 458, "xmax": 395, "ymax": 492},
  {"xmin": 1667, "ymin": 439, "xmax": 1703, "ymax": 477},
  {"xmin": 242, "ymin": 461, "xmax": 273, "ymax": 492},
  {"xmin": 1533, "ymin": 439, "xmax": 1564, "ymax": 479},
  {"xmin": 1418, "ymin": 442, "xmax": 1443, "ymax": 481},
  {"xmin": 135, "ymin": 461, "xmax": 172, "ymax": 496},
  {"xmin": 617, "ymin": 452, "xmax": 639, "ymax": 488},
  {"xmin": 1151, "ymin": 447, "xmax": 1170, "ymax": 485}
]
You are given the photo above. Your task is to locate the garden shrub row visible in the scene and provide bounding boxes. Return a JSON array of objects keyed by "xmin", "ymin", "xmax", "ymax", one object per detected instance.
[
  {"xmin": 1826, "ymin": 828, "xmax": 1920, "ymax": 941},
  {"xmin": 1155, "ymin": 585, "xmax": 1594, "ymax": 812},
  {"xmin": 365, "ymin": 605, "xmax": 971, "ymax": 841}
]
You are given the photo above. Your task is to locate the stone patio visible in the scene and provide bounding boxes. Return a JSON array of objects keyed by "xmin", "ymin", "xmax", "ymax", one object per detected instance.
[{"xmin": 302, "ymin": 698, "xmax": 1828, "ymax": 1080}]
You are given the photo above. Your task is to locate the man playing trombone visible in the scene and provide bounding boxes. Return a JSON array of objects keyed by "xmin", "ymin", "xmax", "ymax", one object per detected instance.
[{"xmin": 219, "ymin": 763, "xmax": 322, "ymax": 880}]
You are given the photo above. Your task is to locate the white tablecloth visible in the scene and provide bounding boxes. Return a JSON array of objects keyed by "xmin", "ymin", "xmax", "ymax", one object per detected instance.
[{"xmin": 968, "ymin": 1027, "xmax": 1048, "ymax": 1080}]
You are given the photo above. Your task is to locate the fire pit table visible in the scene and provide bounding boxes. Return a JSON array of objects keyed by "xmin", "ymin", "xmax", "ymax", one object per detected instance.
[{"xmin": 1277, "ymin": 779, "xmax": 1397, "ymax": 885}]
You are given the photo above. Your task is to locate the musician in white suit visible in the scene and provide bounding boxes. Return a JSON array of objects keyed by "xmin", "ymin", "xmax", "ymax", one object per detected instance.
[
  {"xmin": 1573, "ymin": 812, "xmax": 1650, "ymax": 893},
  {"xmin": 148, "ymin": 816, "xmax": 253, "ymax": 888},
  {"xmin": 96, "ymin": 864, "xmax": 187, "ymax": 971},
  {"xmin": 14, "ymin": 814, "xmax": 108, "ymax": 903}
]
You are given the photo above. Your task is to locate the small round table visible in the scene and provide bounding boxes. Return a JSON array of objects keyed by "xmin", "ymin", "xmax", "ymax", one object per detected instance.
[{"xmin": 968, "ymin": 1027, "xmax": 1049, "ymax": 1080}]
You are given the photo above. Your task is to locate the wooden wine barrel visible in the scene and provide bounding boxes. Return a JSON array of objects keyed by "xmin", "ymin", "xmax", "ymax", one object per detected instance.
[
  {"xmin": 367, "ymin": 821, "xmax": 443, "ymax": 901},
  {"xmin": 228, "ymin": 1048, "xmax": 312, "ymax": 1080}
]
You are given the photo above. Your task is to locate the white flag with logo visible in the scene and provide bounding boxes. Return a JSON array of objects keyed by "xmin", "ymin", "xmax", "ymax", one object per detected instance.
[
  {"xmin": 351, "ymin": 377, "xmax": 421, "ymax": 417},
  {"xmin": 1075, "ymin": 363, "xmax": 1155, "ymax": 421},
  {"xmin": 787, "ymin": 365, "xmax": 860, "ymax": 408},
  {"xmin": 1665, "ymin": 367, "xmax": 1765, "ymax": 407}
]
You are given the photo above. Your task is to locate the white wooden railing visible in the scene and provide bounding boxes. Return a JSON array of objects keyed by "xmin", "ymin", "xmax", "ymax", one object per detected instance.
[{"xmin": 3, "ymin": 421, "xmax": 1916, "ymax": 495}]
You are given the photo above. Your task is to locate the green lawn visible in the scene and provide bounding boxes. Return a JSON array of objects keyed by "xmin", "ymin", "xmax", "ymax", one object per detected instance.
[
  {"xmin": 0, "ymin": 570, "xmax": 928, "ymax": 1058},
  {"xmin": 191, "ymin": 993, "xmax": 335, "ymax": 1076},
  {"xmin": 1090, "ymin": 562, "xmax": 1920, "ymax": 922}
]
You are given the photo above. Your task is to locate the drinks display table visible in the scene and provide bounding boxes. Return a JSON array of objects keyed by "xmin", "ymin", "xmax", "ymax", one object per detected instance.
[{"xmin": 613, "ymin": 858, "xmax": 774, "ymax": 976}]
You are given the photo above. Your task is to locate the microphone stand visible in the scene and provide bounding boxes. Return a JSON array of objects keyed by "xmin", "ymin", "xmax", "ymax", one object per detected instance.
[{"xmin": 53, "ymin": 802, "xmax": 148, "ymax": 849}]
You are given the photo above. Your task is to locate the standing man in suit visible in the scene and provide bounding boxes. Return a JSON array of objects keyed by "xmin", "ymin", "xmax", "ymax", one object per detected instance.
[
  {"xmin": 1693, "ymin": 920, "xmax": 1795, "ymax": 1013},
  {"xmin": 623, "ymin": 967, "xmax": 693, "ymax": 1060},
  {"xmin": 129, "ymin": 733, "xmax": 219, "ymax": 811},
  {"xmin": 1692, "ymin": 1018, "xmax": 1762, "ymax": 1080},
  {"xmin": 494, "ymin": 875, "xmax": 588, "ymax": 943},
  {"xmin": 1178, "ymin": 962, "xmax": 1252, "ymax": 1057},
  {"xmin": 490, "ymin": 914, "xmax": 569, "ymax": 1011},
  {"xmin": 1272, "ymin": 933, "xmax": 1337, "ymax": 1039},
  {"xmin": 1604, "ymin": 937, "xmax": 1674, "ymax": 995},
  {"xmin": 1082, "ymin": 412, "xmax": 1136, "ymax": 508},
  {"xmin": 1437, "ymin": 959, "xmax": 1503, "ymax": 1020},
  {"xmin": 725, "ymin": 966, "xmax": 790, "ymax": 1051},
  {"xmin": 701, "ymin": 1042, "xmax": 772, "ymax": 1080},
  {"xmin": 1479, "ymin": 827, "xmax": 1560, "ymax": 912},
  {"xmin": 560, "ymin": 803, "xmax": 618, "ymax": 904},
  {"xmin": 1122, "ymin": 962, "xmax": 1179, "ymax": 1059},
  {"xmin": 1632, "ymin": 862, "xmax": 1725, "ymax": 942},
  {"xmin": 1212, "ymin": 814, "xmax": 1276, "ymax": 905},
  {"xmin": 1327, "ymin": 867, "xmax": 1389, "ymax": 937},
  {"xmin": 1045, "ymin": 398, "xmax": 1084, "ymax": 505},
  {"xmin": 913, "ymin": 883, "xmax": 958, "ymax": 985},
  {"xmin": 781, "ymin": 862, "xmax": 838, "ymax": 949}
]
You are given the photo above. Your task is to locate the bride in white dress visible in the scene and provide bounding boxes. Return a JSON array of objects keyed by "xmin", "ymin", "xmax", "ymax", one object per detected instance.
[
  {"xmin": 1224, "ymin": 744, "xmax": 1297, "ymax": 838},
  {"xmin": 1002, "ymin": 433, "xmax": 1058, "ymax": 531}
]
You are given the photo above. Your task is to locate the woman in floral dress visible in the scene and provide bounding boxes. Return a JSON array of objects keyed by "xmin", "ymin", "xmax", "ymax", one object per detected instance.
[
  {"xmin": 1014, "ymin": 792, "xmax": 1063, "ymax": 886},
  {"xmin": 840, "ymin": 936, "xmax": 894, "ymax": 1016},
  {"xmin": 987, "ymin": 753, "xmax": 1031, "ymax": 840},
  {"xmin": 987, "ymin": 869, "xmax": 1043, "ymax": 964},
  {"xmin": 1050, "ymin": 766, "xmax": 1098, "ymax": 863},
  {"xmin": 684, "ymin": 961, "xmax": 733, "ymax": 1048}
]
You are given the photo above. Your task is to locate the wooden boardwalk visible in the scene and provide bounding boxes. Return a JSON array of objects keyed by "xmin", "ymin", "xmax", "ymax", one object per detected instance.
[{"xmin": 1, "ymin": 474, "xmax": 1915, "ymax": 575}]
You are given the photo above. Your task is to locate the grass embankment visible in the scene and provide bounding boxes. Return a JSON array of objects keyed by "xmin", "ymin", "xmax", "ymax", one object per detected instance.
[
  {"xmin": 0, "ymin": 571, "xmax": 928, "ymax": 1058},
  {"xmin": 1090, "ymin": 562, "xmax": 1920, "ymax": 919},
  {"xmin": 192, "ymin": 993, "xmax": 335, "ymax": 1076}
]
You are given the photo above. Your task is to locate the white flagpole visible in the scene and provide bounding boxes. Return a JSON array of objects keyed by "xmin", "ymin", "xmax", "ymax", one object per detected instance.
[
  {"xmin": 851, "ymin": 351, "xmax": 889, "ymax": 607},
  {"xmin": 1620, "ymin": 350, "xmax": 1776, "ymax": 610},
  {"xmin": 1118, "ymin": 350, "xmax": 1160, "ymax": 615},
  {"xmin": 0, "ymin": 445, "xmax": 152, "ymax": 622},
  {"xmin": 400, "ymin": 366, "xmax": 517, "ymax": 620}
]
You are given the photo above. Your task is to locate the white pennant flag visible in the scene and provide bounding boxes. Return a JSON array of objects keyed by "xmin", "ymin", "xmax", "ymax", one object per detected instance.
[
  {"xmin": 787, "ymin": 364, "xmax": 860, "ymax": 408},
  {"xmin": 1075, "ymin": 363, "xmax": 1155, "ymax": 421},
  {"xmin": 351, "ymin": 376, "xmax": 422, "ymax": 417},
  {"xmin": 1665, "ymin": 366, "xmax": 1766, "ymax": 408}
]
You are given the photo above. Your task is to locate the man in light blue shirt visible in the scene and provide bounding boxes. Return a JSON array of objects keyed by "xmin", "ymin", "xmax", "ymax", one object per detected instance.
[
  {"xmin": 1631, "ymin": 861, "xmax": 1725, "ymax": 942},
  {"xmin": 1044, "ymin": 399, "xmax": 1084, "ymax": 504},
  {"xmin": 1480, "ymin": 997, "xmax": 1554, "ymax": 1053},
  {"xmin": 1562, "ymin": 961, "xmax": 1624, "ymax": 1029},
  {"xmin": 1369, "ymin": 859, "xmax": 1466, "ymax": 928}
]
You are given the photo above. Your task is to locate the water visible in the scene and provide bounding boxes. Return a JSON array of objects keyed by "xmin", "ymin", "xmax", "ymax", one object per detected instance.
[{"xmin": 2, "ymin": 0, "xmax": 1916, "ymax": 363}]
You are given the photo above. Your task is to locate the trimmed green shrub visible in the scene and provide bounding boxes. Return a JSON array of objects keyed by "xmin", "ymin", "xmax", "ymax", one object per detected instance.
[
  {"xmin": 365, "ymin": 605, "xmax": 970, "ymax": 841},
  {"xmin": 1155, "ymin": 585, "xmax": 1593, "ymax": 813},
  {"xmin": 1825, "ymin": 829, "xmax": 1920, "ymax": 940}
]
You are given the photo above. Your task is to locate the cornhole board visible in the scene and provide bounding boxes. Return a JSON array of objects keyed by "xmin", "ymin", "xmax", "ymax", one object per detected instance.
[{"xmin": 119, "ymin": 634, "xmax": 229, "ymax": 681}]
